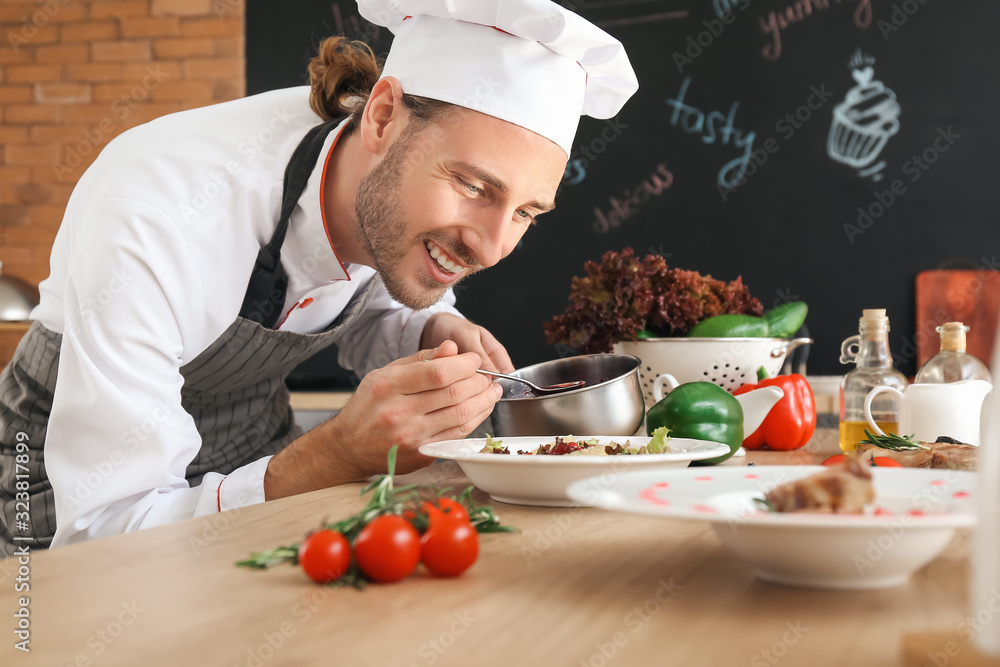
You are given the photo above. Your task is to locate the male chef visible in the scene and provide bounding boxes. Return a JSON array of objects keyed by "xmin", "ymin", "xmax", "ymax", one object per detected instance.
[{"xmin": 0, "ymin": 0, "xmax": 637, "ymax": 553}]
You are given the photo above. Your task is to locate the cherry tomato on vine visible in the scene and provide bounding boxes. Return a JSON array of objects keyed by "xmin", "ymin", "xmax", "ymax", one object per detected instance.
[
  {"xmin": 420, "ymin": 516, "xmax": 479, "ymax": 577},
  {"xmin": 421, "ymin": 497, "xmax": 469, "ymax": 524},
  {"xmin": 821, "ymin": 454, "xmax": 847, "ymax": 466},
  {"xmin": 868, "ymin": 455, "xmax": 902, "ymax": 467},
  {"xmin": 822, "ymin": 453, "xmax": 902, "ymax": 467},
  {"xmin": 354, "ymin": 515, "xmax": 421, "ymax": 583},
  {"xmin": 297, "ymin": 530, "xmax": 351, "ymax": 584}
]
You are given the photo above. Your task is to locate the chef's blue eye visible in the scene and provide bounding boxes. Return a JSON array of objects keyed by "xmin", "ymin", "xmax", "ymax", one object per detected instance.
[
  {"xmin": 516, "ymin": 209, "xmax": 538, "ymax": 226},
  {"xmin": 462, "ymin": 180, "xmax": 483, "ymax": 195}
]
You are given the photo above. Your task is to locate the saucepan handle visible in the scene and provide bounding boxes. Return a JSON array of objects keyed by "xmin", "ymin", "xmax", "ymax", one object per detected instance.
[{"xmin": 769, "ymin": 337, "xmax": 813, "ymax": 359}]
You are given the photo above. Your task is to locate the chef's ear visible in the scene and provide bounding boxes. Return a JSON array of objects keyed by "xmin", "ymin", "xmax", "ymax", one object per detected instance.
[{"xmin": 359, "ymin": 76, "xmax": 406, "ymax": 155}]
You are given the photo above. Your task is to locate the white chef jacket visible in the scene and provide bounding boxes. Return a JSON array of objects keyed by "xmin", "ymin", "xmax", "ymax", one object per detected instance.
[{"xmin": 33, "ymin": 86, "xmax": 462, "ymax": 547}]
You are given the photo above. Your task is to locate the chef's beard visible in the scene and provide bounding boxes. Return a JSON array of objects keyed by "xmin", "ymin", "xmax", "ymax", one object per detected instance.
[{"xmin": 354, "ymin": 127, "xmax": 479, "ymax": 310}]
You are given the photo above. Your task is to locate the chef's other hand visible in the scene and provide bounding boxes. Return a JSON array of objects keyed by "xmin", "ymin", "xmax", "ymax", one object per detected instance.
[
  {"xmin": 420, "ymin": 312, "xmax": 514, "ymax": 373},
  {"xmin": 264, "ymin": 340, "xmax": 502, "ymax": 500}
]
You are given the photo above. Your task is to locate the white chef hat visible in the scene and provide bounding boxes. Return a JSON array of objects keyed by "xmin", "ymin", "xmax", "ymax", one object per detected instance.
[{"xmin": 356, "ymin": 0, "xmax": 639, "ymax": 156}]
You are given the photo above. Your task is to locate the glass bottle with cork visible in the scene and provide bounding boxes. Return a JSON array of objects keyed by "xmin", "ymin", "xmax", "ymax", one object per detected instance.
[
  {"xmin": 914, "ymin": 321, "xmax": 992, "ymax": 383},
  {"xmin": 839, "ymin": 308, "xmax": 909, "ymax": 451}
]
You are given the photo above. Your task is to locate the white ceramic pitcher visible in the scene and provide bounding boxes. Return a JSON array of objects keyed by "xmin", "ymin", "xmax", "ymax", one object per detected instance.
[
  {"xmin": 863, "ymin": 379, "xmax": 993, "ymax": 445},
  {"xmin": 653, "ymin": 374, "xmax": 784, "ymax": 438}
]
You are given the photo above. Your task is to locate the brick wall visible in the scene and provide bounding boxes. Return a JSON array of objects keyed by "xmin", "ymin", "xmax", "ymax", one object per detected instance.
[{"xmin": 0, "ymin": 0, "xmax": 245, "ymax": 290}]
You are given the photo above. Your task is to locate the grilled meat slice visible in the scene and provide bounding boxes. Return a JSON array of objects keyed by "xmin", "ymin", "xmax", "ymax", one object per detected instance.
[
  {"xmin": 765, "ymin": 456, "xmax": 875, "ymax": 514},
  {"xmin": 856, "ymin": 438, "xmax": 977, "ymax": 471}
]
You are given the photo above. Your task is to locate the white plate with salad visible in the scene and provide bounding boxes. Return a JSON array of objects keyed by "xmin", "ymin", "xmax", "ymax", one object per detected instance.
[{"xmin": 418, "ymin": 434, "xmax": 730, "ymax": 507}]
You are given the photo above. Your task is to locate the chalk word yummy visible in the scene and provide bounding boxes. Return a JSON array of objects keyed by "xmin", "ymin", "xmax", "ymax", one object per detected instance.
[{"xmin": 759, "ymin": 0, "xmax": 873, "ymax": 61}]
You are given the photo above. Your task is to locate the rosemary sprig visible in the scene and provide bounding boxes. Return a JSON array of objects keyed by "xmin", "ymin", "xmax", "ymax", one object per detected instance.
[
  {"xmin": 752, "ymin": 496, "xmax": 776, "ymax": 512},
  {"xmin": 456, "ymin": 486, "xmax": 519, "ymax": 533},
  {"xmin": 858, "ymin": 429, "xmax": 928, "ymax": 451},
  {"xmin": 235, "ymin": 545, "xmax": 298, "ymax": 569},
  {"xmin": 236, "ymin": 446, "xmax": 518, "ymax": 579}
]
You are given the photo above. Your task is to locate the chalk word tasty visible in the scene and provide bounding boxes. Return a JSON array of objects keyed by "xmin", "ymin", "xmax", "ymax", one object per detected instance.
[
  {"xmin": 843, "ymin": 126, "xmax": 959, "ymax": 244},
  {"xmin": 666, "ymin": 77, "xmax": 754, "ymax": 190},
  {"xmin": 592, "ymin": 164, "xmax": 673, "ymax": 233},
  {"xmin": 672, "ymin": 0, "xmax": 751, "ymax": 73},
  {"xmin": 759, "ymin": 0, "xmax": 873, "ymax": 61}
]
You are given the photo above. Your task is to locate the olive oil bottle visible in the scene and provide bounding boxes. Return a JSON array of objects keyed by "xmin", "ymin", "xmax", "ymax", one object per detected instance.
[{"xmin": 839, "ymin": 309, "xmax": 908, "ymax": 451}]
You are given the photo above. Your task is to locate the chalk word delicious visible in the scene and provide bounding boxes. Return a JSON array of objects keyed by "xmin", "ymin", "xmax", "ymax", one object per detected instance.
[
  {"xmin": 593, "ymin": 164, "xmax": 673, "ymax": 233},
  {"xmin": 665, "ymin": 77, "xmax": 755, "ymax": 190},
  {"xmin": 759, "ymin": 0, "xmax": 873, "ymax": 61}
]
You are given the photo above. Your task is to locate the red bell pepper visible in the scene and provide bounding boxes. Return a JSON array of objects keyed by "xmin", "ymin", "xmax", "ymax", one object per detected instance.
[{"xmin": 733, "ymin": 373, "xmax": 816, "ymax": 451}]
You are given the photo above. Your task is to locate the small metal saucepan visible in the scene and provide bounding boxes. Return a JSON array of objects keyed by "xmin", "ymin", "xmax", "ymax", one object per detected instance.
[
  {"xmin": 0, "ymin": 261, "xmax": 38, "ymax": 322},
  {"xmin": 488, "ymin": 354, "xmax": 645, "ymax": 437}
]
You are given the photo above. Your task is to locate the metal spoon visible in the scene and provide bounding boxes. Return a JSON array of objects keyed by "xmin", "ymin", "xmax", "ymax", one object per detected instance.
[{"xmin": 476, "ymin": 369, "xmax": 587, "ymax": 394}]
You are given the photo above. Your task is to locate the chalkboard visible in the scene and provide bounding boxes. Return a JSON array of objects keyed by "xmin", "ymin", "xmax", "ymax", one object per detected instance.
[{"xmin": 248, "ymin": 0, "xmax": 1000, "ymax": 387}]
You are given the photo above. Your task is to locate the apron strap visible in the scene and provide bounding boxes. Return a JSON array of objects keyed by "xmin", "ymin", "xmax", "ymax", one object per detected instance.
[{"xmin": 239, "ymin": 117, "xmax": 346, "ymax": 327}]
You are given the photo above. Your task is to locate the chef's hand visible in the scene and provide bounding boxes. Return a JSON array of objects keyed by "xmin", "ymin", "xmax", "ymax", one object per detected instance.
[
  {"xmin": 420, "ymin": 312, "xmax": 514, "ymax": 373},
  {"xmin": 264, "ymin": 340, "xmax": 502, "ymax": 499}
]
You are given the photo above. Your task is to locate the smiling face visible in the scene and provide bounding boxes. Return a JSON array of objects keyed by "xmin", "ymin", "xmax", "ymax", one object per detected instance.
[{"xmin": 354, "ymin": 106, "xmax": 566, "ymax": 310}]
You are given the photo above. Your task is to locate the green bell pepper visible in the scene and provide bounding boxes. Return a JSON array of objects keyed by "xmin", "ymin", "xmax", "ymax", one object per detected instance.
[{"xmin": 645, "ymin": 382, "xmax": 743, "ymax": 465}]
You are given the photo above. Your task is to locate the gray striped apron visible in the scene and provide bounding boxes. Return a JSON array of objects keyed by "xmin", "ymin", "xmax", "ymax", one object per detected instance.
[{"xmin": 0, "ymin": 118, "xmax": 371, "ymax": 555}]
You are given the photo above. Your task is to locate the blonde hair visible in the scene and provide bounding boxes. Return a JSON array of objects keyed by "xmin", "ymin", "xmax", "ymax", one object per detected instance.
[{"xmin": 308, "ymin": 36, "xmax": 455, "ymax": 130}]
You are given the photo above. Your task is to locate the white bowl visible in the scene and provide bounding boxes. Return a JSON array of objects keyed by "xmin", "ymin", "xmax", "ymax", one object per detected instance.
[
  {"xmin": 566, "ymin": 466, "xmax": 975, "ymax": 589},
  {"xmin": 614, "ymin": 337, "xmax": 811, "ymax": 407},
  {"xmin": 418, "ymin": 436, "xmax": 730, "ymax": 507}
]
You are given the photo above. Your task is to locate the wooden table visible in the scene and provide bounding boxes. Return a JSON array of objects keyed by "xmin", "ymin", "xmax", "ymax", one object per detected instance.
[{"xmin": 0, "ymin": 429, "xmax": 991, "ymax": 667}]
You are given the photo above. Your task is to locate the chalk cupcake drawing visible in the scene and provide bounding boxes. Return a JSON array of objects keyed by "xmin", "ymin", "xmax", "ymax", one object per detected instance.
[{"xmin": 827, "ymin": 51, "xmax": 901, "ymax": 181}]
